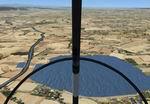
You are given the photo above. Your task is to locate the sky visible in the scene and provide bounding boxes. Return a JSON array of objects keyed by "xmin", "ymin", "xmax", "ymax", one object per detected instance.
[{"xmin": 0, "ymin": 0, "xmax": 150, "ymax": 8}]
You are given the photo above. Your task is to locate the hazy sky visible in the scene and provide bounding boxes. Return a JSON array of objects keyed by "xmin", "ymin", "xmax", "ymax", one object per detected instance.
[{"xmin": 0, "ymin": 0, "xmax": 150, "ymax": 8}]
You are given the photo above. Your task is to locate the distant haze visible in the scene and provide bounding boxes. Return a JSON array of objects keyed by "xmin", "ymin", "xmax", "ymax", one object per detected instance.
[{"xmin": 0, "ymin": 0, "xmax": 150, "ymax": 8}]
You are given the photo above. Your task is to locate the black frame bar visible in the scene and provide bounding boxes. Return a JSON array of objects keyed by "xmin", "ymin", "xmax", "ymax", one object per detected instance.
[
  {"xmin": 72, "ymin": 0, "xmax": 82, "ymax": 104},
  {"xmin": 4, "ymin": 0, "xmax": 148, "ymax": 104},
  {"xmin": 4, "ymin": 57, "xmax": 148, "ymax": 104}
]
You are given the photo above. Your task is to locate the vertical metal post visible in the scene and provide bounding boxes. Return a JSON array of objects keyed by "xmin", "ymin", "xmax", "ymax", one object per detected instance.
[{"xmin": 72, "ymin": 0, "xmax": 82, "ymax": 104}]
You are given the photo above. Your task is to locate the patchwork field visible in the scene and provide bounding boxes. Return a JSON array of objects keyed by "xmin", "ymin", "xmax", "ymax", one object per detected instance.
[{"xmin": 0, "ymin": 7, "xmax": 150, "ymax": 104}]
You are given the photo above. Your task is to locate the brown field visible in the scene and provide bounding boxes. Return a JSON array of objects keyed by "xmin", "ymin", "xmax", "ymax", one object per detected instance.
[{"xmin": 0, "ymin": 7, "xmax": 150, "ymax": 104}]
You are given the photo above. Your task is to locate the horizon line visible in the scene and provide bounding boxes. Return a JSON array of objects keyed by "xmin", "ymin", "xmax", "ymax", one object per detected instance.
[{"xmin": 0, "ymin": 4, "xmax": 150, "ymax": 9}]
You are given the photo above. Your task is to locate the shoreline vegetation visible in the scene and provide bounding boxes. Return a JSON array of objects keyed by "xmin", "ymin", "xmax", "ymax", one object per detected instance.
[{"xmin": 1, "ymin": 85, "xmax": 150, "ymax": 104}]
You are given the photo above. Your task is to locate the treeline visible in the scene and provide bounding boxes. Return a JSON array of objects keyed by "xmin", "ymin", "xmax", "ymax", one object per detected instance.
[{"xmin": 0, "ymin": 7, "xmax": 28, "ymax": 11}]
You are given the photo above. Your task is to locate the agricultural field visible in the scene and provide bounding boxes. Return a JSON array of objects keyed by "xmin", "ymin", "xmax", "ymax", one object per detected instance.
[{"xmin": 0, "ymin": 7, "xmax": 150, "ymax": 104}]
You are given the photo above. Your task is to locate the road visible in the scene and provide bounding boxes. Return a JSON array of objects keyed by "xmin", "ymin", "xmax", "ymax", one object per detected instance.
[{"xmin": 0, "ymin": 27, "xmax": 45, "ymax": 89}]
